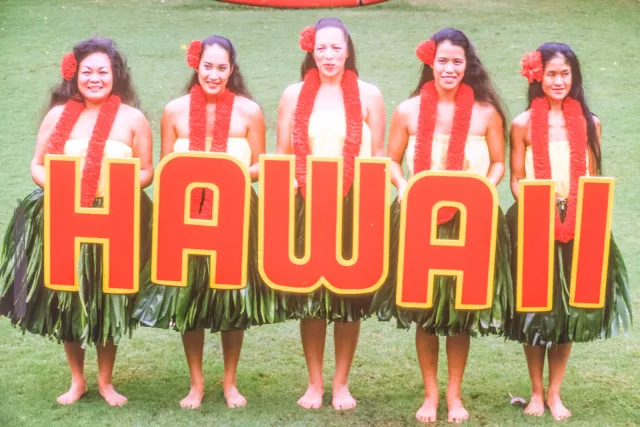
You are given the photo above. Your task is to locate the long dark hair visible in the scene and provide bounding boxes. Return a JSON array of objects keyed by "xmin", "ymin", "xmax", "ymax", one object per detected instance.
[
  {"xmin": 410, "ymin": 28, "xmax": 506, "ymax": 130},
  {"xmin": 527, "ymin": 42, "xmax": 601, "ymax": 173},
  {"xmin": 184, "ymin": 35, "xmax": 253, "ymax": 100},
  {"xmin": 300, "ymin": 18, "xmax": 358, "ymax": 79},
  {"xmin": 47, "ymin": 37, "xmax": 139, "ymax": 109}
]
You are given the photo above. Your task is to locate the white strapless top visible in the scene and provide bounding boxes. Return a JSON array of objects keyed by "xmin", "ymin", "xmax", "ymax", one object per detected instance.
[
  {"xmin": 173, "ymin": 137, "xmax": 252, "ymax": 167},
  {"xmin": 63, "ymin": 139, "xmax": 133, "ymax": 197}
]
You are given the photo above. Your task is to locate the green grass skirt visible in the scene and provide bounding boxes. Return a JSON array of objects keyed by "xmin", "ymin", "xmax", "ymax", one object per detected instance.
[
  {"xmin": 132, "ymin": 189, "xmax": 288, "ymax": 333},
  {"xmin": 503, "ymin": 203, "xmax": 633, "ymax": 346},
  {"xmin": 0, "ymin": 188, "xmax": 153, "ymax": 346},
  {"xmin": 281, "ymin": 189, "xmax": 373, "ymax": 322},
  {"xmin": 371, "ymin": 200, "xmax": 514, "ymax": 336}
]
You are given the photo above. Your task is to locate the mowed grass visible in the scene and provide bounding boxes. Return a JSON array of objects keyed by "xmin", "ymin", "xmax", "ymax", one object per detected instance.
[{"xmin": 0, "ymin": 0, "xmax": 639, "ymax": 425}]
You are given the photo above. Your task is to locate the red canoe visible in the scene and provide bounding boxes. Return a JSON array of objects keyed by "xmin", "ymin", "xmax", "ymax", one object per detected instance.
[{"xmin": 219, "ymin": 0, "xmax": 388, "ymax": 8}]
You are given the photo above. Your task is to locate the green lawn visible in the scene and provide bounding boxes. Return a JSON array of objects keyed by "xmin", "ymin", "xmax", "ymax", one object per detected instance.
[{"xmin": 0, "ymin": 0, "xmax": 639, "ymax": 425}]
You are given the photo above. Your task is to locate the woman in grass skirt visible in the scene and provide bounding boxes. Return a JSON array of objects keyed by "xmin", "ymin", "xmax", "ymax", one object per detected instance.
[
  {"xmin": 132, "ymin": 35, "xmax": 285, "ymax": 409},
  {"xmin": 507, "ymin": 42, "xmax": 632, "ymax": 421},
  {"xmin": 275, "ymin": 19, "xmax": 386, "ymax": 410},
  {"xmin": 0, "ymin": 37, "xmax": 154, "ymax": 406},
  {"xmin": 371, "ymin": 28, "xmax": 512, "ymax": 423}
]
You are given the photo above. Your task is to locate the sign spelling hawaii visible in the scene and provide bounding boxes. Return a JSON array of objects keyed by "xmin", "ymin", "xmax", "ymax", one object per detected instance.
[{"xmin": 43, "ymin": 153, "xmax": 615, "ymax": 311}]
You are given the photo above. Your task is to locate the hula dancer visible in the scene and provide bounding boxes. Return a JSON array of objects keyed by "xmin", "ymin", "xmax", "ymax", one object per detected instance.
[
  {"xmin": 276, "ymin": 19, "xmax": 386, "ymax": 410},
  {"xmin": 508, "ymin": 43, "xmax": 632, "ymax": 420},
  {"xmin": 132, "ymin": 35, "xmax": 283, "ymax": 409},
  {"xmin": 372, "ymin": 28, "xmax": 512, "ymax": 423},
  {"xmin": 0, "ymin": 37, "xmax": 154, "ymax": 406}
]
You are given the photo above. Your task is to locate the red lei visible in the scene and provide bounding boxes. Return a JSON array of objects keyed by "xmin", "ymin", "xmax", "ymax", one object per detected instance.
[
  {"xmin": 292, "ymin": 68, "xmax": 362, "ymax": 198},
  {"xmin": 413, "ymin": 80, "xmax": 475, "ymax": 224},
  {"xmin": 530, "ymin": 96, "xmax": 587, "ymax": 242},
  {"xmin": 46, "ymin": 95, "xmax": 121, "ymax": 207},
  {"xmin": 188, "ymin": 84, "xmax": 235, "ymax": 219}
]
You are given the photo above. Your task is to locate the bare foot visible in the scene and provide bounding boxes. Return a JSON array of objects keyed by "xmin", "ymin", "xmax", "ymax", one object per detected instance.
[
  {"xmin": 547, "ymin": 394, "xmax": 571, "ymax": 421},
  {"xmin": 524, "ymin": 392, "xmax": 545, "ymax": 416},
  {"xmin": 98, "ymin": 383, "xmax": 127, "ymax": 407},
  {"xmin": 297, "ymin": 383, "xmax": 324, "ymax": 409},
  {"xmin": 416, "ymin": 396, "xmax": 438, "ymax": 423},
  {"xmin": 180, "ymin": 385, "xmax": 204, "ymax": 409},
  {"xmin": 332, "ymin": 384, "xmax": 356, "ymax": 410},
  {"xmin": 447, "ymin": 398, "xmax": 469, "ymax": 423},
  {"xmin": 224, "ymin": 385, "xmax": 247, "ymax": 408},
  {"xmin": 56, "ymin": 381, "xmax": 87, "ymax": 405}
]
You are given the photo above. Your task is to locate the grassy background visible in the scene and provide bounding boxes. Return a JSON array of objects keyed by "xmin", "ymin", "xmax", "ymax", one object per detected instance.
[{"xmin": 0, "ymin": 0, "xmax": 639, "ymax": 425}]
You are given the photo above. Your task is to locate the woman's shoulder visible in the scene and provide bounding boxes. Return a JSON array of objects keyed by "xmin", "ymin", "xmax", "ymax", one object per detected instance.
[
  {"xmin": 282, "ymin": 81, "xmax": 304, "ymax": 99},
  {"xmin": 278, "ymin": 82, "xmax": 303, "ymax": 114},
  {"xmin": 357, "ymin": 79, "xmax": 383, "ymax": 100},
  {"xmin": 234, "ymin": 95, "xmax": 262, "ymax": 118},
  {"xmin": 118, "ymin": 102, "xmax": 145, "ymax": 119},
  {"xmin": 471, "ymin": 101, "xmax": 503, "ymax": 126},
  {"xmin": 395, "ymin": 95, "xmax": 419, "ymax": 116},
  {"xmin": 511, "ymin": 110, "xmax": 531, "ymax": 129},
  {"xmin": 164, "ymin": 94, "xmax": 190, "ymax": 115},
  {"xmin": 473, "ymin": 100, "xmax": 496, "ymax": 113},
  {"xmin": 117, "ymin": 103, "xmax": 149, "ymax": 132},
  {"xmin": 42, "ymin": 104, "xmax": 66, "ymax": 126}
]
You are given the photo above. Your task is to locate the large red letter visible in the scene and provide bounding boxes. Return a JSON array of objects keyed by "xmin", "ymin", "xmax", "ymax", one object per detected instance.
[
  {"xmin": 516, "ymin": 178, "xmax": 615, "ymax": 311},
  {"xmin": 259, "ymin": 155, "xmax": 390, "ymax": 295},
  {"xmin": 152, "ymin": 152, "xmax": 250, "ymax": 289},
  {"xmin": 396, "ymin": 172, "xmax": 498, "ymax": 310},
  {"xmin": 569, "ymin": 177, "xmax": 615, "ymax": 308},
  {"xmin": 44, "ymin": 156, "xmax": 140, "ymax": 294},
  {"xmin": 516, "ymin": 180, "xmax": 555, "ymax": 312}
]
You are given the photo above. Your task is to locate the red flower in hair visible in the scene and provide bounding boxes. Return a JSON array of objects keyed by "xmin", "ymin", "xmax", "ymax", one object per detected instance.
[
  {"xmin": 416, "ymin": 39, "xmax": 437, "ymax": 66},
  {"xmin": 60, "ymin": 52, "xmax": 77, "ymax": 81},
  {"xmin": 520, "ymin": 50, "xmax": 544, "ymax": 83},
  {"xmin": 299, "ymin": 26, "xmax": 316, "ymax": 52},
  {"xmin": 187, "ymin": 40, "xmax": 202, "ymax": 69}
]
